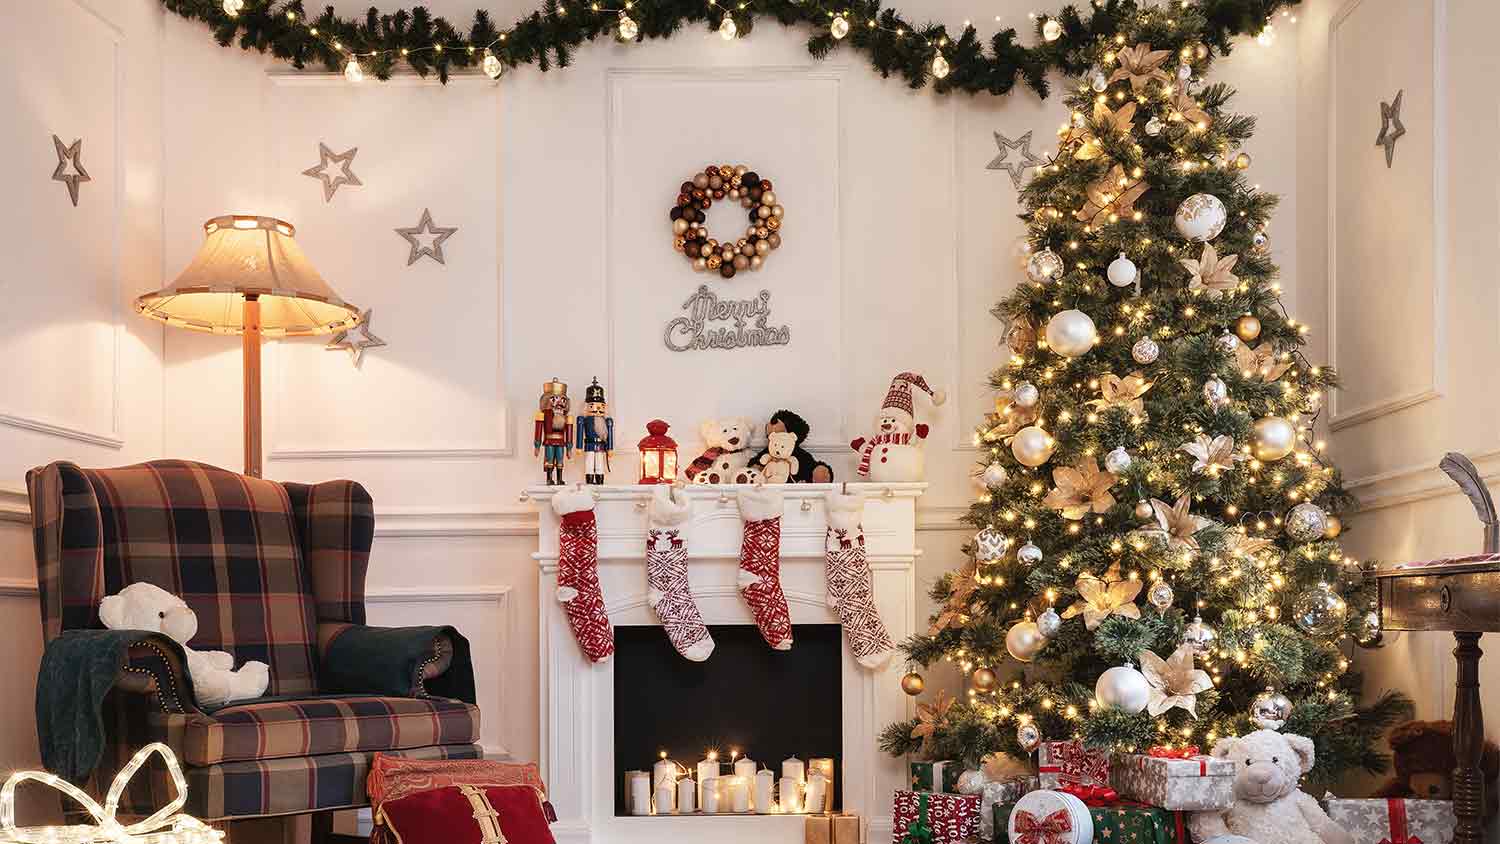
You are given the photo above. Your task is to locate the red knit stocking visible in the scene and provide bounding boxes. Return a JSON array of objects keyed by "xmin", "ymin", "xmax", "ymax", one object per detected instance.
[
  {"xmin": 553, "ymin": 489, "xmax": 614, "ymax": 663},
  {"xmin": 737, "ymin": 486, "xmax": 792, "ymax": 650},
  {"xmin": 825, "ymin": 492, "xmax": 895, "ymax": 669},
  {"xmin": 645, "ymin": 487, "xmax": 714, "ymax": 662}
]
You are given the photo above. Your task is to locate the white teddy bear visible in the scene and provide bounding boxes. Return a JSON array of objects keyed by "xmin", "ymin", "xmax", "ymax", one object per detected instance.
[
  {"xmin": 758, "ymin": 430, "xmax": 800, "ymax": 484},
  {"xmin": 686, "ymin": 417, "xmax": 762, "ymax": 485},
  {"xmin": 99, "ymin": 582, "xmax": 270, "ymax": 709},
  {"xmin": 1188, "ymin": 729, "xmax": 1355, "ymax": 844}
]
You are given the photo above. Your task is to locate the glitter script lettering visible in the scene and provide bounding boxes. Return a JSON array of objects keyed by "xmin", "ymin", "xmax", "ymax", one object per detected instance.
[{"xmin": 664, "ymin": 286, "xmax": 792, "ymax": 352}]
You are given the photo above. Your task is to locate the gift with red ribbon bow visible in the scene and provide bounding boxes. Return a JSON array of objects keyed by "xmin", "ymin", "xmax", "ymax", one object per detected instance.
[
  {"xmin": 1055, "ymin": 783, "xmax": 1120, "ymax": 805},
  {"xmin": 1038, "ymin": 740, "xmax": 1111, "ymax": 792},
  {"xmin": 1107, "ymin": 750, "xmax": 1235, "ymax": 811},
  {"xmin": 891, "ymin": 790, "xmax": 981, "ymax": 844},
  {"xmin": 1322, "ymin": 797, "xmax": 1455, "ymax": 844}
]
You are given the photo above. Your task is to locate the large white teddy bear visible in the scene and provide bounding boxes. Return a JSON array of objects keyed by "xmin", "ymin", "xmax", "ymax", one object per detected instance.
[
  {"xmin": 1189, "ymin": 729, "xmax": 1355, "ymax": 844},
  {"xmin": 99, "ymin": 582, "xmax": 270, "ymax": 708},
  {"xmin": 851, "ymin": 372, "xmax": 946, "ymax": 482}
]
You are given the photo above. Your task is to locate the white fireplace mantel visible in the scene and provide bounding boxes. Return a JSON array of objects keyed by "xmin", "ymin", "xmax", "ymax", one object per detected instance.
[{"xmin": 527, "ymin": 482, "xmax": 925, "ymax": 844}]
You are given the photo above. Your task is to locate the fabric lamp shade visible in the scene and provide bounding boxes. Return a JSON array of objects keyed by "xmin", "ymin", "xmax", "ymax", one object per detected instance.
[{"xmin": 134, "ymin": 215, "xmax": 361, "ymax": 336}]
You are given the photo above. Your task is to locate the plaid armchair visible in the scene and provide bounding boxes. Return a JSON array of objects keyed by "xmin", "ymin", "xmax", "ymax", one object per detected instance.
[{"xmin": 26, "ymin": 459, "xmax": 481, "ymax": 829}]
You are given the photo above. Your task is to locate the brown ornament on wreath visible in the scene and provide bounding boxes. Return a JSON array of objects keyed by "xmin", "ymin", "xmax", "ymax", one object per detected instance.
[{"xmin": 670, "ymin": 163, "xmax": 784, "ymax": 278}]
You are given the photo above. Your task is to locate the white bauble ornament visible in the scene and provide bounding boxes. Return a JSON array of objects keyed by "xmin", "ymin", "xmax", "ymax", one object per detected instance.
[
  {"xmin": 1016, "ymin": 722, "xmax": 1042, "ymax": 752},
  {"xmin": 1145, "ymin": 116, "xmax": 1163, "ymax": 136},
  {"xmin": 1251, "ymin": 416, "xmax": 1296, "ymax": 461},
  {"xmin": 1041, "ymin": 18, "xmax": 1063, "ymax": 42},
  {"xmin": 1203, "ymin": 377, "xmax": 1229, "ymax": 409},
  {"xmin": 1046, "ymin": 310, "xmax": 1097, "ymax": 358},
  {"xmin": 1035, "ymin": 606, "xmax": 1062, "ymax": 637},
  {"xmin": 1285, "ymin": 502, "xmax": 1329, "ymax": 543},
  {"xmin": 1174, "ymin": 193, "xmax": 1228, "ymax": 242},
  {"xmin": 1013, "ymin": 382, "xmax": 1040, "ymax": 408},
  {"xmin": 1250, "ymin": 686, "xmax": 1293, "ymax": 730},
  {"xmin": 1010, "ymin": 426, "xmax": 1055, "ymax": 467},
  {"xmin": 1132, "ymin": 337, "xmax": 1160, "ymax": 365},
  {"xmin": 1355, "ymin": 608, "xmax": 1384, "ymax": 648},
  {"xmin": 983, "ymin": 461, "xmax": 1009, "ymax": 487},
  {"xmin": 1009, "ymin": 789, "xmax": 1093, "ymax": 844},
  {"xmin": 482, "ymin": 49, "xmax": 504, "ymax": 78},
  {"xmin": 1292, "ymin": 582, "xmax": 1347, "ymax": 635},
  {"xmin": 222, "ymin": 0, "xmax": 244, "ymax": 16},
  {"xmin": 1005, "ymin": 620, "xmax": 1046, "ymax": 662},
  {"xmin": 931, "ymin": 54, "xmax": 951, "ymax": 80},
  {"xmin": 718, "ymin": 15, "xmax": 738, "ymax": 39},
  {"xmin": 1090, "ymin": 69, "xmax": 1109, "ymax": 92},
  {"xmin": 1217, "ymin": 333, "xmax": 1241, "ymax": 352},
  {"xmin": 1107, "ymin": 253, "xmax": 1139, "ymax": 288},
  {"xmin": 1017, "ymin": 541, "xmax": 1044, "ymax": 566},
  {"xmin": 974, "ymin": 527, "xmax": 1012, "ymax": 563},
  {"xmin": 830, "ymin": 14, "xmax": 850, "ymax": 39},
  {"xmin": 1026, "ymin": 248, "xmax": 1064, "ymax": 283},
  {"xmin": 1147, "ymin": 580, "xmax": 1174, "ymax": 611},
  {"xmin": 1176, "ymin": 63, "xmax": 1192, "ymax": 81},
  {"xmin": 1095, "ymin": 662, "xmax": 1152, "ymax": 714},
  {"xmin": 956, "ymin": 769, "xmax": 989, "ymax": 795},
  {"xmin": 1181, "ymin": 614, "xmax": 1217, "ymax": 654},
  {"xmin": 1104, "ymin": 446, "xmax": 1132, "ymax": 474},
  {"xmin": 616, "ymin": 13, "xmax": 639, "ymax": 40}
]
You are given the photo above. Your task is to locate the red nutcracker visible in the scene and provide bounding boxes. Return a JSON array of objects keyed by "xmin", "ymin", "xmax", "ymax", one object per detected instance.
[{"xmin": 534, "ymin": 378, "xmax": 573, "ymax": 485}]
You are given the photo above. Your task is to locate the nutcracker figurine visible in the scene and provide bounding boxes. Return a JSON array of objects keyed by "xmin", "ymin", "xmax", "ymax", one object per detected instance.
[
  {"xmin": 534, "ymin": 378, "xmax": 572, "ymax": 485},
  {"xmin": 575, "ymin": 377, "xmax": 614, "ymax": 485}
]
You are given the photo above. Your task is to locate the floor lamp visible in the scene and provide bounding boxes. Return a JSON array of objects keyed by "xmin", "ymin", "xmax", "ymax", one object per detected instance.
[{"xmin": 134, "ymin": 215, "xmax": 362, "ymax": 478}]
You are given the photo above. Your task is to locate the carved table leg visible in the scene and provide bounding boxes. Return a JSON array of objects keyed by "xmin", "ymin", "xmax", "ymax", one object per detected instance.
[{"xmin": 1452, "ymin": 632, "xmax": 1485, "ymax": 844}]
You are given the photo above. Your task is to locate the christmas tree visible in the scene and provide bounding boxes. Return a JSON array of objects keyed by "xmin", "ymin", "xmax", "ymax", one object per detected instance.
[{"xmin": 881, "ymin": 4, "xmax": 1410, "ymax": 785}]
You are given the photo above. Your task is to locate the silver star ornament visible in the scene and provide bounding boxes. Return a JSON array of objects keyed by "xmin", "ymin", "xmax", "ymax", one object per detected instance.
[
  {"xmin": 1375, "ymin": 89, "xmax": 1405, "ymax": 168},
  {"xmin": 325, "ymin": 309, "xmax": 387, "ymax": 365},
  {"xmin": 987, "ymin": 130, "xmax": 1048, "ymax": 188},
  {"xmin": 302, "ymin": 142, "xmax": 362, "ymax": 202},
  {"xmin": 395, "ymin": 208, "xmax": 458, "ymax": 266},
  {"xmin": 51, "ymin": 135, "xmax": 91, "ymax": 206}
]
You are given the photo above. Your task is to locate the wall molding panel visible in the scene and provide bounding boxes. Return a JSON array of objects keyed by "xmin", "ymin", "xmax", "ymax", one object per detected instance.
[{"xmin": 1345, "ymin": 446, "xmax": 1500, "ymax": 513}]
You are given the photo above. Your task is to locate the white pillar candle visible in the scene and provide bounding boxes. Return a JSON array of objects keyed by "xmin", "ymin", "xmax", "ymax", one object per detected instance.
[
  {"xmin": 728, "ymin": 776, "xmax": 751, "ymax": 813},
  {"xmin": 701, "ymin": 776, "xmax": 721, "ymax": 813},
  {"xmin": 782, "ymin": 756, "xmax": 806, "ymax": 784},
  {"xmin": 754, "ymin": 770, "xmax": 775, "ymax": 814},
  {"xmin": 697, "ymin": 757, "xmax": 719, "ymax": 807},
  {"xmin": 734, "ymin": 757, "xmax": 757, "ymax": 807},
  {"xmin": 804, "ymin": 772, "xmax": 827, "ymax": 816},
  {"xmin": 779, "ymin": 776, "xmax": 802, "ymax": 813},
  {"xmin": 809, "ymin": 758, "xmax": 835, "ymax": 812},
  {"xmin": 676, "ymin": 777, "xmax": 696, "ymax": 814},
  {"xmin": 627, "ymin": 771, "xmax": 650, "ymax": 816},
  {"xmin": 654, "ymin": 757, "xmax": 679, "ymax": 792},
  {"xmin": 655, "ymin": 782, "xmax": 674, "ymax": 815}
]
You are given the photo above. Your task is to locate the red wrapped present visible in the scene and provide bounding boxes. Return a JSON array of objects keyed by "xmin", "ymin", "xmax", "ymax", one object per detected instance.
[
  {"xmin": 1038, "ymin": 740, "xmax": 1110, "ymax": 791},
  {"xmin": 892, "ymin": 790, "xmax": 981, "ymax": 843}
]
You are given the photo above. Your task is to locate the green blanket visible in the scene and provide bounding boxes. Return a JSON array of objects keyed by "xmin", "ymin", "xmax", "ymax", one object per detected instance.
[{"xmin": 321, "ymin": 625, "xmax": 476, "ymax": 704}]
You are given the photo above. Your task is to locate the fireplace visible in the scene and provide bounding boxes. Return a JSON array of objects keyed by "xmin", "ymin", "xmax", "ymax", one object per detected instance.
[{"xmin": 531, "ymin": 483, "xmax": 925, "ymax": 844}]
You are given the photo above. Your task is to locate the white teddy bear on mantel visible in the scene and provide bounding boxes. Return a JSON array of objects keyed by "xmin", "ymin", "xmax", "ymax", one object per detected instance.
[
  {"xmin": 99, "ymin": 582, "xmax": 270, "ymax": 708},
  {"xmin": 1188, "ymin": 729, "xmax": 1355, "ymax": 844}
]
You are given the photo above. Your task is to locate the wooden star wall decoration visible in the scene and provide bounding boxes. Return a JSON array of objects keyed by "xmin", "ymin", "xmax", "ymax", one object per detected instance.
[
  {"xmin": 1376, "ymin": 89, "xmax": 1406, "ymax": 168},
  {"xmin": 51, "ymin": 135, "xmax": 91, "ymax": 207}
]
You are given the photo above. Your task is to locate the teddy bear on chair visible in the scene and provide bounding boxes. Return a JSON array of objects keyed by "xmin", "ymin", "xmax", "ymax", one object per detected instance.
[{"xmin": 99, "ymin": 581, "xmax": 270, "ymax": 708}]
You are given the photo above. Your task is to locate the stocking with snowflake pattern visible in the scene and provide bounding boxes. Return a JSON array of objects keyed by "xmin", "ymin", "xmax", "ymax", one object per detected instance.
[
  {"xmin": 825, "ymin": 492, "xmax": 895, "ymax": 669},
  {"xmin": 553, "ymin": 488, "xmax": 614, "ymax": 663},
  {"xmin": 645, "ymin": 486, "xmax": 714, "ymax": 661},
  {"xmin": 737, "ymin": 485, "xmax": 793, "ymax": 650}
]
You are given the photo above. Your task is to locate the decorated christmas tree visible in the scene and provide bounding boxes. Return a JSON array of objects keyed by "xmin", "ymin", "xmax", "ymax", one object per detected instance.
[{"xmin": 881, "ymin": 4, "xmax": 1409, "ymax": 785}]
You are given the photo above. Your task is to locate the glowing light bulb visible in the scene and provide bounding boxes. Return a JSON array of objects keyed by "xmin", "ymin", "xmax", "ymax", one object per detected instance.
[
  {"xmin": 343, "ymin": 58, "xmax": 364, "ymax": 82},
  {"xmin": 482, "ymin": 49, "xmax": 503, "ymax": 79},
  {"xmin": 617, "ymin": 12, "xmax": 638, "ymax": 40},
  {"xmin": 931, "ymin": 53, "xmax": 950, "ymax": 79},
  {"xmin": 831, "ymin": 14, "xmax": 849, "ymax": 39},
  {"xmin": 719, "ymin": 16, "xmax": 738, "ymax": 39}
]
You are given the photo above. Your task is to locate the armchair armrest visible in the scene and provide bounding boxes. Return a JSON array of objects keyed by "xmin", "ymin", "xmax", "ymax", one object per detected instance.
[{"xmin": 318, "ymin": 622, "xmax": 476, "ymax": 704}]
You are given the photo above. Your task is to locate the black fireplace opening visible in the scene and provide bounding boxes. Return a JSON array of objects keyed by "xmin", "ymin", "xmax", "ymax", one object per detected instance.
[{"xmin": 613, "ymin": 623, "xmax": 843, "ymax": 816}]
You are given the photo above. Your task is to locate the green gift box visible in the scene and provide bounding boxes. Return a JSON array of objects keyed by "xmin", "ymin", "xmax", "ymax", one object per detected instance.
[
  {"xmin": 989, "ymin": 799, "xmax": 1187, "ymax": 844},
  {"xmin": 909, "ymin": 760, "xmax": 963, "ymax": 794}
]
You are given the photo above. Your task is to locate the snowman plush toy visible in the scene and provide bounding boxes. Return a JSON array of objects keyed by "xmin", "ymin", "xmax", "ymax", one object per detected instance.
[{"xmin": 850, "ymin": 372, "xmax": 946, "ymax": 482}]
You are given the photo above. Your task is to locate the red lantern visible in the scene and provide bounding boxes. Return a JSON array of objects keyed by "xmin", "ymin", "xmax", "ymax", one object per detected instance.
[{"xmin": 637, "ymin": 419, "xmax": 679, "ymax": 484}]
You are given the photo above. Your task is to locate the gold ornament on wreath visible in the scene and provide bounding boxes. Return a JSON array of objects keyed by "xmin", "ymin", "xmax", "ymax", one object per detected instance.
[{"xmin": 669, "ymin": 163, "xmax": 785, "ymax": 279}]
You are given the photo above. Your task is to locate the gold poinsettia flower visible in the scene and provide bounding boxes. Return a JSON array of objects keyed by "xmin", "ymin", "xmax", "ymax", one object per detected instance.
[
  {"xmin": 1139, "ymin": 644, "xmax": 1214, "ymax": 716},
  {"xmin": 910, "ymin": 690, "xmax": 956, "ymax": 746},
  {"xmin": 1171, "ymin": 89, "xmax": 1213, "ymax": 128},
  {"xmin": 1222, "ymin": 528, "xmax": 1276, "ymax": 558},
  {"xmin": 1076, "ymin": 165, "xmax": 1149, "ymax": 226},
  {"xmin": 1180, "ymin": 434, "xmax": 1246, "ymax": 475},
  {"xmin": 1145, "ymin": 493, "xmax": 1212, "ymax": 553},
  {"xmin": 1043, "ymin": 457, "xmax": 1118, "ymax": 520},
  {"xmin": 1088, "ymin": 372, "xmax": 1153, "ymax": 418},
  {"xmin": 1181, "ymin": 242, "xmax": 1240, "ymax": 298},
  {"xmin": 1108, "ymin": 43, "xmax": 1174, "ymax": 92},
  {"xmin": 1062, "ymin": 564, "xmax": 1142, "ymax": 629},
  {"xmin": 984, "ymin": 402, "xmax": 1038, "ymax": 442},
  {"xmin": 1233, "ymin": 342, "xmax": 1294, "ymax": 383},
  {"xmin": 1093, "ymin": 99, "xmax": 1139, "ymax": 135}
]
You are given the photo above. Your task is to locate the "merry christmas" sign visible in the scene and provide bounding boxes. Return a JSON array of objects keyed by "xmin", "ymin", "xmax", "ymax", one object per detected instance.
[{"xmin": 663, "ymin": 286, "xmax": 792, "ymax": 352}]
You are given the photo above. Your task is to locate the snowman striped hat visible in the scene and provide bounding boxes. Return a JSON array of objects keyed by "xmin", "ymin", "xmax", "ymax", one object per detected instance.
[{"xmin": 881, "ymin": 372, "xmax": 946, "ymax": 424}]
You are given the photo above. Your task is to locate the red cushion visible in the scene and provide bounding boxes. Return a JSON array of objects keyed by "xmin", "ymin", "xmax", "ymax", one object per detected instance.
[
  {"xmin": 367, "ymin": 753, "xmax": 544, "ymax": 806},
  {"xmin": 378, "ymin": 784, "xmax": 556, "ymax": 844}
]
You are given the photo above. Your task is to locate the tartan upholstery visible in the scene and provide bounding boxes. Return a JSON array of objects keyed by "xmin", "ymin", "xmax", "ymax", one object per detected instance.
[
  {"xmin": 285, "ymin": 479, "xmax": 372, "ymax": 625},
  {"xmin": 181, "ymin": 695, "xmax": 480, "ymax": 767}
]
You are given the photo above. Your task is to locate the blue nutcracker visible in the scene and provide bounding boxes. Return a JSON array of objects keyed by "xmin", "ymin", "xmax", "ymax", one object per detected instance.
[{"xmin": 575, "ymin": 377, "xmax": 614, "ymax": 485}]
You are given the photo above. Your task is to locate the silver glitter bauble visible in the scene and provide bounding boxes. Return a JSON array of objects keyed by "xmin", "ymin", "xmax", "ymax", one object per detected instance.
[
  {"xmin": 1355, "ymin": 608, "xmax": 1384, "ymax": 648},
  {"xmin": 1132, "ymin": 337, "xmax": 1160, "ymax": 365},
  {"xmin": 1176, "ymin": 63, "xmax": 1192, "ymax": 81},
  {"xmin": 1035, "ymin": 606, "xmax": 1062, "ymax": 637},
  {"xmin": 1181, "ymin": 614, "xmax": 1217, "ymax": 654},
  {"xmin": 1090, "ymin": 69, "xmax": 1109, "ymax": 92},
  {"xmin": 1203, "ymin": 377, "xmax": 1229, "ymax": 409},
  {"xmin": 1253, "ymin": 230, "xmax": 1270, "ymax": 249},
  {"xmin": 1041, "ymin": 18, "xmax": 1063, "ymax": 41},
  {"xmin": 830, "ymin": 14, "xmax": 850, "ymax": 39},
  {"xmin": 1011, "ymin": 426, "xmax": 1055, "ymax": 467},
  {"xmin": 1251, "ymin": 686, "xmax": 1293, "ymax": 730},
  {"xmin": 1026, "ymin": 248, "xmax": 1064, "ymax": 283},
  {"xmin": 1252, "ymin": 416, "xmax": 1297, "ymax": 461},
  {"xmin": 956, "ymin": 769, "xmax": 989, "ymax": 795},
  {"xmin": 1217, "ymin": 333, "xmax": 1241, "ymax": 352},
  {"xmin": 974, "ymin": 527, "xmax": 1012, "ymax": 563},
  {"xmin": 1107, "ymin": 253, "xmax": 1139, "ymax": 288},
  {"xmin": 1285, "ymin": 502, "xmax": 1329, "ymax": 543},
  {"xmin": 1292, "ymin": 582, "xmax": 1347, "ymax": 635},
  {"xmin": 1147, "ymin": 580, "xmax": 1175, "ymax": 611},
  {"xmin": 1104, "ymin": 446, "xmax": 1133, "ymax": 474},
  {"xmin": 1013, "ymin": 382, "xmax": 1040, "ymax": 408},
  {"xmin": 1018, "ymin": 541, "xmax": 1044, "ymax": 566},
  {"xmin": 1005, "ymin": 620, "xmax": 1047, "ymax": 662},
  {"xmin": 1145, "ymin": 116, "xmax": 1164, "ymax": 136},
  {"xmin": 1174, "ymin": 193, "xmax": 1228, "ymax": 242},
  {"xmin": 1045, "ymin": 309, "xmax": 1098, "ymax": 358},
  {"xmin": 983, "ymin": 461, "xmax": 1009, "ymax": 487},
  {"xmin": 1134, "ymin": 500, "xmax": 1154, "ymax": 520},
  {"xmin": 616, "ymin": 13, "xmax": 639, "ymax": 40},
  {"xmin": 1016, "ymin": 722, "xmax": 1042, "ymax": 753},
  {"xmin": 1095, "ymin": 662, "xmax": 1152, "ymax": 714}
]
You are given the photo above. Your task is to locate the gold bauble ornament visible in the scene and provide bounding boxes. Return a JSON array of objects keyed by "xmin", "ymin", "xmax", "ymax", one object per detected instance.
[
  {"xmin": 900, "ymin": 671, "xmax": 926, "ymax": 696},
  {"xmin": 1251, "ymin": 416, "xmax": 1296, "ymax": 461},
  {"xmin": 1134, "ymin": 500, "xmax": 1154, "ymax": 520},
  {"xmin": 971, "ymin": 666, "xmax": 998, "ymax": 692},
  {"xmin": 1235, "ymin": 315, "xmax": 1262, "ymax": 342},
  {"xmin": 1325, "ymin": 515, "xmax": 1343, "ymax": 539}
]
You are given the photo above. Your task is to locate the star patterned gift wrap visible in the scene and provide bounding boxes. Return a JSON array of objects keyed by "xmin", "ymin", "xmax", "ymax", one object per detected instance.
[
  {"xmin": 980, "ymin": 777, "xmax": 1042, "ymax": 841},
  {"xmin": 990, "ymin": 800, "xmax": 1187, "ymax": 844},
  {"xmin": 892, "ymin": 790, "xmax": 982, "ymax": 843},
  {"xmin": 1108, "ymin": 750, "xmax": 1234, "ymax": 811},
  {"xmin": 911, "ymin": 760, "xmax": 964, "ymax": 794},
  {"xmin": 1039, "ymin": 741, "xmax": 1111, "ymax": 791},
  {"xmin": 1321, "ymin": 798, "xmax": 1455, "ymax": 844}
]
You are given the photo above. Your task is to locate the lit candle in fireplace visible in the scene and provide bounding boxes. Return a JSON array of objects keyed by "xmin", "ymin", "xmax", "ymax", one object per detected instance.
[
  {"xmin": 804, "ymin": 772, "xmax": 827, "ymax": 816},
  {"xmin": 627, "ymin": 771, "xmax": 650, "ymax": 816},
  {"xmin": 655, "ymin": 781, "xmax": 674, "ymax": 815},
  {"xmin": 696, "ymin": 752, "xmax": 719, "ymax": 808},
  {"xmin": 727, "ymin": 776, "xmax": 750, "ymax": 813},
  {"xmin": 779, "ymin": 776, "xmax": 802, "ymax": 813},
  {"xmin": 676, "ymin": 777, "xmax": 696, "ymax": 814},
  {"xmin": 809, "ymin": 758, "xmax": 834, "ymax": 812},
  {"xmin": 733, "ymin": 756, "xmax": 757, "ymax": 808},
  {"xmin": 654, "ymin": 751, "xmax": 679, "ymax": 794},
  {"xmin": 701, "ymin": 776, "xmax": 721, "ymax": 813},
  {"xmin": 782, "ymin": 756, "xmax": 806, "ymax": 785},
  {"xmin": 754, "ymin": 769, "xmax": 774, "ymax": 814}
]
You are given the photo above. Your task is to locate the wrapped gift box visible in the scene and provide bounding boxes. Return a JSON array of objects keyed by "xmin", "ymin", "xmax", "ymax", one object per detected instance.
[
  {"xmin": 807, "ymin": 814, "xmax": 862, "ymax": 844},
  {"xmin": 979, "ymin": 777, "xmax": 1040, "ymax": 842},
  {"xmin": 911, "ymin": 760, "xmax": 964, "ymax": 794},
  {"xmin": 990, "ymin": 798, "xmax": 1187, "ymax": 844},
  {"xmin": 1322, "ymin": 797, "xmax": 1456, "ymax": 844},
  {"xmin": 1109, "ymin": 751, "xmax": 1235, "ymax": 811},
  {"xmin": 1038, "ymin": 740, "xmax": 1110, "ymax": 790},
  {"xmin": 892, "ymin": 790, "xmax": 981, "ymax": 843}
]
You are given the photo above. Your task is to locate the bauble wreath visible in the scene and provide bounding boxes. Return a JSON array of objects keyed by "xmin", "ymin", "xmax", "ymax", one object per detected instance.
[{"xmin": 669, "ymin": 163, "xmax": 785, "ymax": 279}]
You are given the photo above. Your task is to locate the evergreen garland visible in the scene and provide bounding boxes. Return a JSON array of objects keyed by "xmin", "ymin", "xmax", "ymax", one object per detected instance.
[{"xmin": 161, "ymin": 0, "xmax": 1298, "ymax": 94}]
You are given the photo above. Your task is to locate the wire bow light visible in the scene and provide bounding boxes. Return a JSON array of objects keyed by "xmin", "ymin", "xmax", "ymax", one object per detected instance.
[{"xmin": 0, "ymin": 744, "xmax": 222, "ymax": 844}]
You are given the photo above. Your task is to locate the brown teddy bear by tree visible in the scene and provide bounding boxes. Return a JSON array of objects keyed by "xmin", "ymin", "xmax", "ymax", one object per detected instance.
[{"xmin": 1376, "ymin": 720, "xmax": 1500, "ymax": 819}]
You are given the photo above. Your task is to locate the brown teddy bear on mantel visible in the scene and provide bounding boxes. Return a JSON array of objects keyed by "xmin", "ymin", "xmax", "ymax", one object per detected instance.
[{"xmin": 1376, "ymin": 720, "xmax": 1500, "ymax": 819}]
